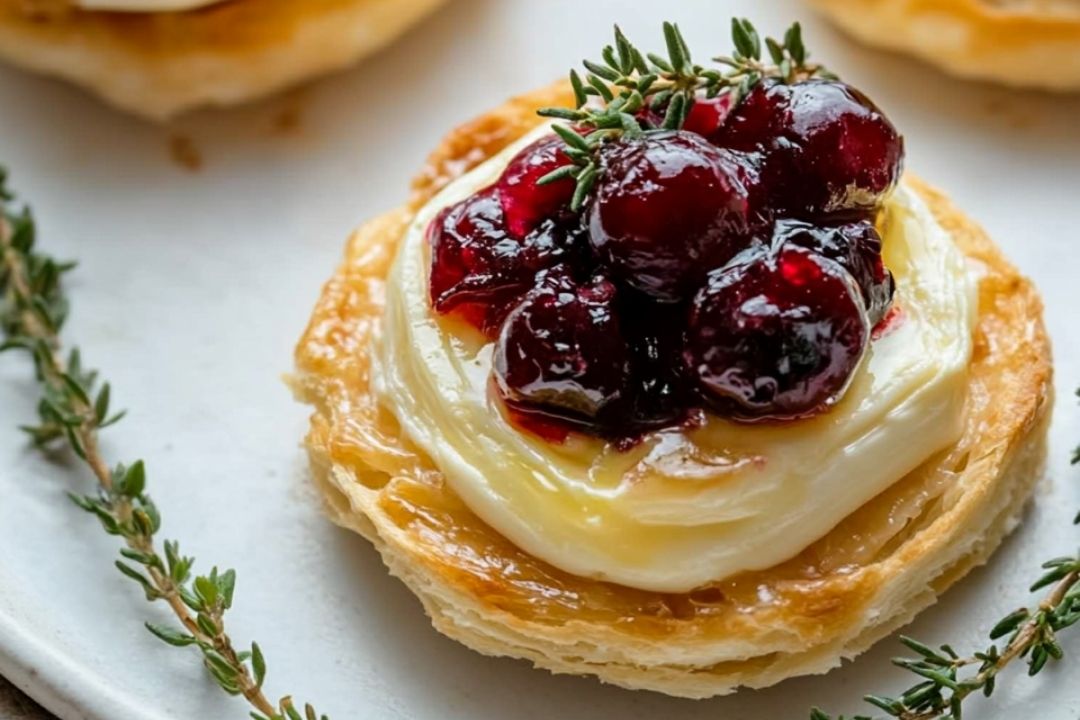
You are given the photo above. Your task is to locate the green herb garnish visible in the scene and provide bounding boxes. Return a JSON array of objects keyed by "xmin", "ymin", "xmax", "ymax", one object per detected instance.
[
  {"xmin": 537, "ymin": 19, "xmax": 835, "ymax": 210},
  {"xmin": 0, "ymin": 168, "xmax": 330, "ymax": 720},
  {"xmin": 812, "ymin": 422, "xmax": 1080, "ymax": 720}
]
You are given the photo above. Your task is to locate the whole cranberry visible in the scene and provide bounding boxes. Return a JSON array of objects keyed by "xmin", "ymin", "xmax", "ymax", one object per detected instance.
[
  {"xmin": 428, "ymin": 189, "xmax": 584, "ymax": 335},
  {"xmin": 588, "ymin": 131, "xmax": 767, "ymax": 301},
  {"xmin": 494, "ymin": 269, "xmax": 629, "ymax": 423},
  {"xmin": 684, "ymin": 95, "xmax": 736, "ymax": 137},
  {"xmin": 772, "ymin": 218, "xmax": 895, "ymax": 325},
  {"xmin": 497, "ymin": 134, "xmax": 576, "ymax": 238},
  {"xmin": 638, "ymin": 94, "xmax": 735, "ymax": 136},
  {"xmin": 685, "ymin": 245, "xmax": 870, "ymax": 420},
  {"xmin": 715, "ymin": 80, "xmax": 904, "ymax": 216}
]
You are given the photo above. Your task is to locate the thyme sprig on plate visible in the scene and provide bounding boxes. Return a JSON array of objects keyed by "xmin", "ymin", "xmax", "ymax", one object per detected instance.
[
  {"xmin": 0, "ymin": 169, "xmax": 330, "ymax": 720},
  {"xmin": 812, "ymin": 459, "xmax": 1080, "ymax": 719},
  {"xmin": 1, "ymin": 161, "xmax": 1075, "ymax": 720},
  {"xmin": 537, "ymin": 19, "xmax": 835, "ymax": 210}
]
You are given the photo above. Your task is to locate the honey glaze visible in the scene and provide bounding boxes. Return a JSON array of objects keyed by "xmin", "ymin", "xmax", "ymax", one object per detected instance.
[{"xmin": 370, "ymin": 438, "xmax": 966, "ymax": 632}]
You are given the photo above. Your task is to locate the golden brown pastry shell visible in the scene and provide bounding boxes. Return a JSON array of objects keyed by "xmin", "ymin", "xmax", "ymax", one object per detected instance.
[
  {"xmin": 292, "ymin": 83, "xmax": 1053, "ymax": 697},
  {"xmin": 0, "ymin": 0, "xmax": 446, "ymax": 118},
  {"xmin": 810, "ymin": 0, "xmax": 1080, "ymax": 91}
]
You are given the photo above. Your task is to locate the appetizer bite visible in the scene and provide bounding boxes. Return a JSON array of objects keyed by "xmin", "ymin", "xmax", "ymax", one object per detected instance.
[
  {"xmin": 811, "ymin": 0, "xmax": 1080, "ymax": 90},
  {"xmin": 0, "ymin": 0, "xmax": 446, "ymax": 118},
  {"xmin": 293, "ymin": 20, "xmax": 1051, "ymax": 697}
]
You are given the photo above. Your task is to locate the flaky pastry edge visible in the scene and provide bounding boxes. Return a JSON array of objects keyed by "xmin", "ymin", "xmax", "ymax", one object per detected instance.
[
  {"xmin": 0, "ymin": 0, "xmax": 445, "ymax": 118},
  {"xmin": 291, "ymin": 84, "xmax": 1053, "ymax": 698},
  {"xmin": 810, "ymin": 0, "xmax": 1080, "ymax": 91}
]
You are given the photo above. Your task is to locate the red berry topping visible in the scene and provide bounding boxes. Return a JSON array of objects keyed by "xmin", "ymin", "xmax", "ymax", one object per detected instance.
[
  {"xmin": 588, "ymin": 131, "xmax": 766, "ymax": 301},
  {"xmin": 494, "ymin": 269, "xmax": 628, "ymax": 424},
  {"xmin": 425, "ymin": 21, "xmax": 910, "ymax": 443},
  {"xmin": 620, "ymin": 291, "xmax": 692, "ymax": 429},
  {"xmin": 715, "ymin": 80, "xmax": 903, "ymax": 216},
  {"xmin": 497, "ymin": 134, "xmax": 576, "ymax": 238},
  {"xmin": 428, "ymin": 188, "xmax": 584, "ymax": 335},
  {"xmin": 638, "ymin": 95, "xmax": 735, "ymax": 136},
  {"xmin": 684, "ymin": 245, "xmax": 870, "ymax": 421},
  {"xmin": 684, "ymin": 95, "xmax": 736, "ymax": 137},
  {"xmin": 772, "ymin": 218, "xmax": 895, "ymax": 324}
]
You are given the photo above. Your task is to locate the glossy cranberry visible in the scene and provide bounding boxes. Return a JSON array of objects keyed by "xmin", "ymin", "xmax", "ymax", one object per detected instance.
[
  {"xmin": 494, "ymin": 269, "xmax": 629, "ymax": 424},
  {"xmin": 638, "ymin": 95, "xmax": 735, "ymax": 136},
  {"xmin": 621, "ymin": 292, "xmax": 692, "ymax": 428},
  {"xmin": 715, "ymin": 80, "xmax": 904, "ymax": 216},
  {"xmin": 497, "ymin": 134, "xmax": 576, "ymax": 238},
  {"xmin": 772, "ymin": 218, "xmax": 895, "ymax": 324},
  {"xmin": 684, "ymin": 95, "xmax": 736, "ymax": 137},
  {"xmin": 428, "ymin": 189, "xmax": 583, "ymax": 334},
  {"xmin": 685, "ymin": 245, "xmax": 869, "ymax": 421},
  {"xmin": 588, "ymin": 131, "xmax": 767, "ymax": 301}
]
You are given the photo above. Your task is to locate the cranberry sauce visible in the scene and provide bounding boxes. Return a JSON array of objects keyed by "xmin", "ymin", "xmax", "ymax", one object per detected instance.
[
  {"xmin": 685, "ymin": 245, "xmax": 869, "ymax": 421},
  {"xmin": 588, "ymin": 131, "xmax": 767, "ymax": 301},
  {"xmin": 426, "ymin": 76, "xmax": 902, "ymax": 444}
]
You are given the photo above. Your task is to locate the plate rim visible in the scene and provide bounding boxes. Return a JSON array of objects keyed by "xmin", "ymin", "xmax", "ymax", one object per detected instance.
[{"xmin": 0, "ymin": 586, "xmax": 182, "ymax": 720}]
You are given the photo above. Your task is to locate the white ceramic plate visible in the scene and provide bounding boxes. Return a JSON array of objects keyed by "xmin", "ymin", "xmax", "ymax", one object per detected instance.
[{"xmin": 1, "ymin": 1, "xmax": 1078, "ymax": 718}]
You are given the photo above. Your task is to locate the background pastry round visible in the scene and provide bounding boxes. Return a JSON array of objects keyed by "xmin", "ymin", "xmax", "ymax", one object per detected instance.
[
  {"xmin": 0, "ymin": 0, "xmax": 446, "ymax": 119},
  {"xmin": 291, "ymin": 84, "xmax": 1053, "ymax": 698},
  {"xmin": 810, "ymin": 0, "xmax": 1080, "ymax": 91}
]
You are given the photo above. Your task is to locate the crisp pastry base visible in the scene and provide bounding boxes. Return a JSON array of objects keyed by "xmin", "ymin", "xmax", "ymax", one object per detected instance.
[
  {"xmin": 810, "ymin": 0, "xmax": 1080, "ymax": 91},
  {"xmin": 0, "ymin": 0, "xmax": 446, "ymax": 118},
  {"xmin": 292, "ymin": 84, "xmax": 1053, "ymax": 698}
]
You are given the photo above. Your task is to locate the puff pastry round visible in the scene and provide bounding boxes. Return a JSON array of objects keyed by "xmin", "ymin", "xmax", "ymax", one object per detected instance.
[
  {"xmin": 0, "ymin": 0, "xmax": 446, "ymax": 118},
  {"xmin": 292, "ymin": 83, "xmax": 1052, "ymax": 698},
  {"xmin": 810, "ymin": 0, "xmax": 1080, "ymax": 90}
]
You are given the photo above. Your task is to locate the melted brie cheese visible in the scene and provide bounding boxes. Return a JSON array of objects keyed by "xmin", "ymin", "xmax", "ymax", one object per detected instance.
[
  {"xmin": 373, "ymin": 126, "xmax": 978, "ymax": 593},
  {"xmin": 73, "ymin": 0, "xmax": 225, "ymax": 12}
]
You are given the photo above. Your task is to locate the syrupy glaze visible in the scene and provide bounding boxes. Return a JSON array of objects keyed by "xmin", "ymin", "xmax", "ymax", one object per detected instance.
[
  {"xmin": 295, "ymin": 84, "xmax": 1050, "ymax": 641},
  {"xmin": 373, "ymin": 443, "xmax": 964, "ymax": 627}
]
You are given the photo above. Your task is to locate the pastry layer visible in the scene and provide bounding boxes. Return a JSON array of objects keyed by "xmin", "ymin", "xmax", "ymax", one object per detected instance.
[
  {"xmin": 810, "ymin": 0, "xmax": 1080, "ymax": 91},
  {"xmin": 292, "ymin": 83, "xmax": 1053, "ymax": 697},
  {"xmin": 0, "ymin": 0, "xmax": 446, "ymax": 118},
  {"xmin": 373, "ymin": 124, "xmax": 977, "ymax": 592}
]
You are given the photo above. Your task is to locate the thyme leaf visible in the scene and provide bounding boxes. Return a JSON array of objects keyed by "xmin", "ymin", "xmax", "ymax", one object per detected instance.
[
  {"xmin": 537, "ymin": 19, "xmax": 835, "ymax": 210},
  {"xmin": 812, "ymin": 393, "xmax": 1080, "ymax": 719},
  {"xmin": 0, "ymin": 169, "xmax": 330, "ymax": 720}
]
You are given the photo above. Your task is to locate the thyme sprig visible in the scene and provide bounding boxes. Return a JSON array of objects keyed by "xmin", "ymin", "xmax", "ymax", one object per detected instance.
[
  {"xmin": 1, "ymin": 152, "xmax": 1075, "ymax": 720},
  {"xmin": 0, "ymin": 169, "xmax": 330, "ymax": 720},
  {"xmin": 812, "ymin": 478, "xmax": 1080, "ymax": 718},
  {"xmin": 537, "ymin": 19, "xmax": 835, "ymax": 210}
]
